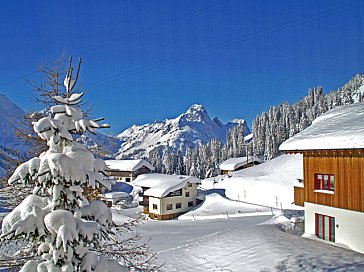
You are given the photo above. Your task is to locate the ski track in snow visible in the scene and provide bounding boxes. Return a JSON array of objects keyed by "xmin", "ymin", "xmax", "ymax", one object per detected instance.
[
  {"xmin": 158, "ymin": 228, "xmax": 232, "ymax": 254},
  {"xmin": 137, "ymin": 216, "xmax": 364, "ymax": 272}
]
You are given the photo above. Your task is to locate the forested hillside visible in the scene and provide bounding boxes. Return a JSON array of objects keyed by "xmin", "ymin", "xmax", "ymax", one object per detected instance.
[
  {"xmin": 252, "ymin": 74, "xmax": 364, "ymax": 160},
  {"xmin": 146, "ymin": 74, "xmax": 364, "ymax": 178}
]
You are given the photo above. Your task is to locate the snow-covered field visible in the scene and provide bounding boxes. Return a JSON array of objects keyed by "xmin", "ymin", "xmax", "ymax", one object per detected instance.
[
  {"xmin": 113, "ymin": 209, "xmax": 364, "ymax": 272},
  {"xmin": 145, "ymin": 218, "xmax": 364, "ymax": 271},
  {"xmin": 179, "ymin": 193, "xmax": 277, "ymax": 220}
]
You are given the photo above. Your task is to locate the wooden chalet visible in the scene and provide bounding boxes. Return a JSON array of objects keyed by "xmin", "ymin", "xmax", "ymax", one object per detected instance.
[
  {"xmin": 219, "ymin": 156, "xmax": 264, "ymax": 175},
  {"xmin": 105, "ymin": 159, "xmax": 154, "ymax": 182},
  {"xmin": 280, "ymin": 103, "xmax": 364, "ymax": 253}
]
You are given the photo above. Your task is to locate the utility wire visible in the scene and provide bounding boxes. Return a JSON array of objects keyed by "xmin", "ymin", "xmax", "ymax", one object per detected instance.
[
  {"xmin": 0, "ymin": 0, "xmax": 230, "ymax": 88},
  {"xmin": 86, "ymin": 2, "xmax": 359, "ymax": 90},
  {"xmin": 75, "ymin": 0, "xmax": 231, "ymax": 57},
  {"xmin": 0, "ymin": 71, "xmax": 38, "ymax": 89}
]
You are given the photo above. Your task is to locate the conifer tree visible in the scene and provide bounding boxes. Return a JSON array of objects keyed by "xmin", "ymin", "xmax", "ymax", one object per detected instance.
[{"xmin": 0, "ymin": 58, "xmax": 128, "ymax": 271}]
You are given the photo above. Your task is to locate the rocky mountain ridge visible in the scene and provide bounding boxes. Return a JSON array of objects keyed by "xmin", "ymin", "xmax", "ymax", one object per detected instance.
[{"xmin": 115, "ymin": 104, "xmax": 250, "ymax": 159}]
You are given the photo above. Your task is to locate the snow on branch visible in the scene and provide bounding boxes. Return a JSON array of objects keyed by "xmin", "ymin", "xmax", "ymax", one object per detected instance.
[{"xmin": 0, "ymin": 59, "xmax": 131, "ymax": 271}]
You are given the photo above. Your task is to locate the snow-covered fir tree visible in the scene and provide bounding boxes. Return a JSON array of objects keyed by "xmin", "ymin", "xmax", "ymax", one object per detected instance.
[{"xmin": 0, "ymin": 60, "xmax": 128, "ymax": 271}]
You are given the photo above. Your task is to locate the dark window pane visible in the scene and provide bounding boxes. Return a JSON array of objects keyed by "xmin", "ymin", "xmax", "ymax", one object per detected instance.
[
  {"xmin": 330, "ymin": 175, "xmax": 334, "ymax": 191},
  {"xmin": 323, "ymin": 175, "xmax": 329, "ymax": 190},
  {"xmin": 317, "ymin": 214, "xmax": 323, "ymax": 239},
  {"xmin": 330, "ymin": 217, "xmax": 335, "ymax": 242}
]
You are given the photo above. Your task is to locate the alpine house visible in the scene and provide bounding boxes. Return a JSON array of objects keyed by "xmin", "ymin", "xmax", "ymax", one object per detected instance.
[
  {"xmin": 279, "ymin": 102, "xmax": 364, "ymax": 253},
  {"xmin": 134, "ymin": 173, "xmax": 200, "ymax": 220},
  {"xmin": 219, "ymin": 156, "xmax": 264, "ymax": 175},
  {"xmin": 105, "ymin": 159, "xmax": 154, "ymax": 182}
]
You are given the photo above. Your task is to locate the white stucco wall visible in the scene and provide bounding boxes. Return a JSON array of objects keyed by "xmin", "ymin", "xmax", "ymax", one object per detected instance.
[
  {"xmin": 305, "ymin": 202, "xmax": 364, "ymax": 253},
  {"xmin": 148, "ymin": 183, "xmax": 198, "ymax": 216},
  {"xmin": 148, "ymin": 196, "xmax": 161, "ymax": 214},
  {"xmin": 109, "ymin": 175, "xmax": 133, "ymax": 183}
]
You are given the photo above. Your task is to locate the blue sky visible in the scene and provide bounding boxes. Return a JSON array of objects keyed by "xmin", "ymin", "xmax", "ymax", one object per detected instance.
[{"xmin": 0, "ymin": 0, "xmax": 363, "ymax": 134}]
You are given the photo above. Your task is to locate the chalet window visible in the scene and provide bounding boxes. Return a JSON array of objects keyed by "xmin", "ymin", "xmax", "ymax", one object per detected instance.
[
  {"xmin": 176, "ymin": 203, "xmax": 181, "ymax": 209},
  {"xmin": 315, "ymin": 213, "xmax": 335, "ymax": 242},
  {"xmin": 125, "ymin": 177, "xmax": 131, "ymax": 182},
  {"xmin": 166, "ymin": 204, "xmax": 173, "ymax": 210},
  {"xmin": 315, "ymin": 174, "xmax": 334, "ymax": 191},
  {"xmin": 167, "ymin": 189, "xmax": 182, "ymax": 197},
  {"xmin": 188, "ymin": 201, "xmax": 194, "ymax": 207},
  {"xmin": 185, "ymin": 192, "xmax": 190, "ymax": 197},
  {"xmin": 152, "ymin": 204, "xmax": 158, "ymax": 210},
  {"xmin": 188, "ymin": 183, "xmax": 192, "ymax": 187},
  {"xmin": 141, "ymin": 196, "xmax": 149, "ymax": 207}
]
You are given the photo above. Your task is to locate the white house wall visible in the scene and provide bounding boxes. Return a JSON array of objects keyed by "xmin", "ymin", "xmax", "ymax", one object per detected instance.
[
  {"xmin": 115, "ymin": 177, "xmax": 132, "ymax": 182},
  {"xmin": 305, "ymin": 202, "xmax": 364, "ymax": 253},
  {"xmin": 148, "ymin": 183, "xmax": 198, "ymax": 216},
  {"xmin": 148, "ymin": 196, "xmax": 161, "ymax": 215}
]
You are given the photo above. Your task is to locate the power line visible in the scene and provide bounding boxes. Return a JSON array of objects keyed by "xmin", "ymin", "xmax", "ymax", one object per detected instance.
[
  {"xmin": 0, "ymin": 0, "xmax": 230, "ymax": 89},
  {"xmin": 75, "ymin": 0, "xmax": 231, "ymax": 57},
  {"xmin": 0, "ymin": 71, "xmax": 38, "ymax": 89},
  {"xmin": 86, "ymin": 2, "xmax": 359, "ymax": 90}
]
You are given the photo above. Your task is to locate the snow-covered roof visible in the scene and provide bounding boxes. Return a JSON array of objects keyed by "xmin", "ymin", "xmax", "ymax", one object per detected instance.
[
  {"xmin": 133, "ymin": 173, "xmax": 200, "ymax": 198},
  {"xmin": 105, "ymin": 159, "xmax": 154, "ymax": 172},
  {"xmin": 219, "ymin": 156, "xmax": 264, "ymax": 171},
  {"xmin": 280, "ymin": 103, "xmax": 364, "ymax": 151},
  {"xmin": 102, "ymin": 191, "xmax": 129, "ymax": 200}
]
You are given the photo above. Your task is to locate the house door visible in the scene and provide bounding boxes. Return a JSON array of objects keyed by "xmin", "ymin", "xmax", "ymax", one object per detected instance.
[{"xmin": 315, "ymin": 213, "xmax": 335, "ymax": 242}]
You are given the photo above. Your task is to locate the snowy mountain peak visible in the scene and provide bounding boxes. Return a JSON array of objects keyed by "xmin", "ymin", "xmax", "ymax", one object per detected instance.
[
  {"xmin": 179, "ymin": 104, "xmax": 209, "ymax": 123},
  {"xmin": 187, "ymin": 104, "xmax": 206, "ymax": 113},
  {"xmin": 115, "ymin": 104, "xmax": 250, "ymax": 159}
]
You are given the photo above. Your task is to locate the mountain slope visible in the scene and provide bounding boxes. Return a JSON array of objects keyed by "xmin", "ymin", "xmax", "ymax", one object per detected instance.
[
  {"xmin": 0, "ymin": 94, "xmax": 25, "ymax": 147},
  {"xmin": 116, "ymin": 104, "xmax": 250, "ymax": 159},
  {"xmin": 77, "ymin": 133, "xmax": 122, "ymax": 158},
  {"xmin": 0, "ymin": 94, "xmax": 27, "ymax": 178}
]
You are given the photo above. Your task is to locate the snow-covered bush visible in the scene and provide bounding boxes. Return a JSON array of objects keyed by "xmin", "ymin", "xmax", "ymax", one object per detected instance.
[{"xmin": 0, "ymin": 61, "xmax": 127, "ymax": 271}]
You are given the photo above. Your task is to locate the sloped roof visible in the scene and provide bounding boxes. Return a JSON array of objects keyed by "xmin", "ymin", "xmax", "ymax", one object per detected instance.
[
  {"xmin": 280, "ymin": 103, "xmax": 364, "ymax": 151},
  {"xmin": 133, "ymin": 173, "xmax": 200, "ymax": 198},
  {"xmin": 105, "ymin": 159, "xmax": 154, "ymax": 172},
  {"xmin": 219, "ymin": 156, "xmax": 264, "ymax": 171}
]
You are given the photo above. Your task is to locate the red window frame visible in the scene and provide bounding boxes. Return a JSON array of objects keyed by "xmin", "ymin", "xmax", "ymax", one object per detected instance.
[
  {"xmin": 314, "ymin": 174, "xmax": 334, "ymax": 191},
  {"xmin": 315, "ymin": 213, "xmax": 335, "ymax": 242}
]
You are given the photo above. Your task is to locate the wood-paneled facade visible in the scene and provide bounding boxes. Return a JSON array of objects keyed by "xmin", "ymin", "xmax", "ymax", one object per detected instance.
[
  {"xmin": 107, "ymin": 166, "xmax": 152, "ymax": 181},
  {"xmin": 290, "ymin": 149, "xmax": 364, "ymax": 212}
]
